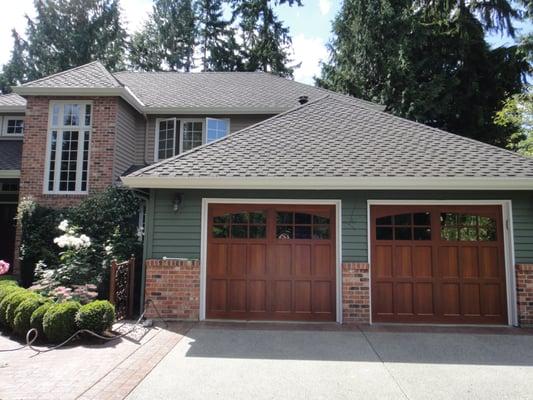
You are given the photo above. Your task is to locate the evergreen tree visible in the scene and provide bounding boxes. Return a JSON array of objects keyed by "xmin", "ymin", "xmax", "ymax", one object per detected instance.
[
  {"xmin": 130, "ymin": 0, "xmax": 197, "ymax": 71},
  {"xmin": 0, "ymin": 0, "xmax": 127, "ymax": 91},
  {"xmin": 0, "ymin": 31, "xmax": 27, "ymax": 93},
  {"xmin": 230, "ymin": 0, "xmax": 302, "ymax": 76},
  {"xmin": 317, "ymin": 0, "xmax": 530, "ymax": 148},
  {"xmin": 196, "ymin": 0, "xmax": 241, "ymax": 71}
]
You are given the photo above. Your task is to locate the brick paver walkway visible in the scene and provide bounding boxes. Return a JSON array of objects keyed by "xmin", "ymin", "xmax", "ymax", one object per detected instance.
[{"xmin": 0, "ymin": 322, "xmax": 191, "ymax": 400}]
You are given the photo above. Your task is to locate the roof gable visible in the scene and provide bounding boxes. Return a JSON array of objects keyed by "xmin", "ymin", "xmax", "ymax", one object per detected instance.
[
  {"xmin": 20, "ymin": 61, "xmax": 122, "ymax": 89},
  {"xmin": 125, "ymin": 95, "xmax": 533, "ymax": 187}
]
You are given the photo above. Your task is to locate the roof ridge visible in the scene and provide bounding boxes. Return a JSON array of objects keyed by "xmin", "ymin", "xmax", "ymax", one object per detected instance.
[
  {"xmin": 131, "ymin": 94, "xmax": 331, "ymax": 176},
  {"xmin": 329, "ymin": 94, "xmax": 533, "ymax": 163}
]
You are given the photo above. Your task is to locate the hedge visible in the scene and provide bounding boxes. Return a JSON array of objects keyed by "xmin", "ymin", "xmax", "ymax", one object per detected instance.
[
  {"xmin": 30, "ymin": 302, "xmax": 54, "ymax": 339},
  {"xmin": 3, "ymin": 291, "xmax": 40, "ymax": 329},
  {"xmin": 13, "ymin": 296, "xmax": 49, "ymax": 336},
  {"xmin": 43, "ymin": 301, "xmax": 81, "ymax": 343},
  {"xmin": 76, "ymin": 300, "xmax": 115, "ymax": 334},
  {"xmin": 0, "ymin": 289, "xmax": 27, "ymax": 327}
]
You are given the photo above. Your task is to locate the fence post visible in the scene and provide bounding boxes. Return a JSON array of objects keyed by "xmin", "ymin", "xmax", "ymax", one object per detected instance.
[{"xmin": 109, "ymin": 259, "xmax": 117, "ymax": 307}]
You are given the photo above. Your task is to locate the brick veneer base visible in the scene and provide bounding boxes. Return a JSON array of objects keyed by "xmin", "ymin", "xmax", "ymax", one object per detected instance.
[
  {"xmin": 144, "ymin": 259, "xmax": 200, "ymax": 320},
  {"xmin": 144, "ymin": 259, "xmax": 371, "ymax": 324},
  {"xmin": 342, "ymin": 262, "xmax": 370, "ymax": 324},
  {"xmin": 516, "ymin": 264, "xmax": 533, "ymax": 326}
]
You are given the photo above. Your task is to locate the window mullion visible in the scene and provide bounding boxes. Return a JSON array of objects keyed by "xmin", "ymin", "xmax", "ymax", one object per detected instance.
[
  {"xmin": 75, "ymin": 130, "xmax": 85, "ymax": 192},
  {"xmin": 53, "ymin": 130, "xmax": 63, "ymax": 193},
  {"xmin": 172, "ymin": 117, "xmax": 177, "ymax": 156}
]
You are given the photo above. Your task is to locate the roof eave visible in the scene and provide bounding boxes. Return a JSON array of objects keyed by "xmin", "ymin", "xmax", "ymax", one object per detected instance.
[
  {"xmin": 121, "ymin": 176, "xmax": 533, "ymax": 191},
  {"xmin": 0, "ymin": 170, "xmax": 20, "ymax": 179},
  {"xmin": 0, "ymin": 106, "xmax": 26, "ymax": 113},
  {"xmin": 143, "ymin": 106, "xmax": 288, "ymax": 115},
  {"xmin": 13, "ymin": 86, "xmax": 145, "ymax": 114}
]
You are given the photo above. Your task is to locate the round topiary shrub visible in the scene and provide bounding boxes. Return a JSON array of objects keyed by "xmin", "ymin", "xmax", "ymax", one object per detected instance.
[
  {"xmin": 30, "ymin": 302, "xmax": 54, "ymax": 339},
  {"xmin": 13, "ymin": 296, "xmax": 49, "ymax": 336},
  {"xmin": 0, "ymin": 284, "xmax": 21, "ymax": 306},
  {"xmin": 0, "ymin": 288, "xmax": 27, "ymax": 327},
  {"xmin": 43, "ymin": 301, "xmax": 81, "ymax": 343},
  {"xmin": 76, "ymin": 300, "xmax": 115, "ymax": 334},
  {"xmin": 3, "ymin": 291, "xmax": 39, "ymax": 329},
  {"xmin": 0, "ymin": 276, "xmax": 17, "ymax": 283}
]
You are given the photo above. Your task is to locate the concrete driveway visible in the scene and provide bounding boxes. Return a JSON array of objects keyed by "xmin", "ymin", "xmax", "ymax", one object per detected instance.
[{"xmin": 127, "ymin": 323, "xmax": 533, "ymax": 400}]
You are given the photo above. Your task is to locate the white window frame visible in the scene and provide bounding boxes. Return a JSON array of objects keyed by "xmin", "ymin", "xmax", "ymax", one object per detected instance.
[
  {"xmin": 43, "ymin": 100, "xmax": 93, "ymax": 195},
  {"xmin": 2, "ymin": 116, "xmax": 24, "ymax": 137},
  {"xmin": 206, "ymin": 118, "xmax": 230, "ymax": 143},
  {"xmin": 154, "ymin": 117, "xmax": 177, "ymax": 162},
  {"xmin": 153, "ymin": 117, "xmax": 231, "ymax": 161},
  {"xmin": 179, "ymin": 118, "xmax": 205, "ymax": 154}
]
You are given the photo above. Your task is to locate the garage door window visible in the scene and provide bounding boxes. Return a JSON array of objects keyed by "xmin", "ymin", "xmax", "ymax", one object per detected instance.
[
  {"xmin": 212, "ymin": 211, "xmax": 266, "ymax": 239},
  {"xmin": 440, "ymin": 213, "xmax": 497, "ymax": 241},
  {"xmin": 276, "ymin": 212, "xmax": 330, "ymax": 240},
  {"xmin": 376, "ymin": 212, "xmax": 431, "ymax": 241}
]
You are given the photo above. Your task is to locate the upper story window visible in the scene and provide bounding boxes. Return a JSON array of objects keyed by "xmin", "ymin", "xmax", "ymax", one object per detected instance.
[
  {"xmin": 44, "ymin": 101, "xmax": 92, "ymax": 194},
  {"xmin": 1, "ymin": 117, "xmax": 24, "ymax": 137},
  {"xmin": 155, "ymin": 117, "xmax": 230, "ymax": 161}
]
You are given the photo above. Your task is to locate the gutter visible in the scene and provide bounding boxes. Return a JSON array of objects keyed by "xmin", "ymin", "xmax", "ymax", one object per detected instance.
[
  {"xmin": 0, "ymin": 170, "xmax": 21, "ymax": 179},
  {"xmin": 121, "ymin": 176, "xmax": 533, "ymax": 191}
]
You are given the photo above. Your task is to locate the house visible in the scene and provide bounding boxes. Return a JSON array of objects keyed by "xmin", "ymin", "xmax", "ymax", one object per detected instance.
[{"xmin": 5, "ymin": 61, "xmax": 533, "ymax": 326}]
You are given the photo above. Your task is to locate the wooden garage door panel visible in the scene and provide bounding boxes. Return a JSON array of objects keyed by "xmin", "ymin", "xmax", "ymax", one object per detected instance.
[
  {"xmin": 207, "ymin": 204, "xmax": 336, "ymax": 321},
  {"xmin": 371, "ymin": 205, "xmax": 507, "ymax": 324}
]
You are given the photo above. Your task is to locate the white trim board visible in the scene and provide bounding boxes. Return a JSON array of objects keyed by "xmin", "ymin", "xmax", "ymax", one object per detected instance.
[
  {"xmin": 199, "ymin": 198, "xmax": 343, "ymax": 323},
  {"xmin": 122, "ymin": 176, "xmax": 533, "ymax": 191},
  {"xmin": 366, "ymin": 199, "xmax": 517, "ymax": 326}
]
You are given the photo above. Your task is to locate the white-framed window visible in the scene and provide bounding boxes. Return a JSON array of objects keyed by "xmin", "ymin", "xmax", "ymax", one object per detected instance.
[
  {"xmin": 44, "ymin": 101, "xmax": 92, "ymax": 194},
  {"xmin": 206, "ymin": 118, "xmax": 229, "ymax": 143},
  {"xmin": 1, "ymin": 116, "xmax": 24, "ymax": 136},
  {"xmin": 154, "ymin": 117, "xmax": 230, "ymax": 161}
]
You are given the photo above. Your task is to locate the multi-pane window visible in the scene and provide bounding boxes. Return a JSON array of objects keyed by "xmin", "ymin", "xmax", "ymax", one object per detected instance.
[
  {"xmin": 154, "ymin": 118, "xmax": 231, "ymax": 160},
  {"xmin": 212, "ymin": 211, "xmax": 267, "ymax": 239},
  {"xmin": 182, "ymin": 121, "xmax": 203, "ymax": 152},
  {"xmin": 276, "ymin": 212, "xmax": 330, "ymax": 240},
  {"xmin": 375, "ymin": 212, "xmax": 432, "ymax": 241},
  {"xmin": 4, "ymin": 118, "xmax": 24, "ymax": 136},
  {"xmin": 45, "ymin": 102, "xmax": 91, "ymax": 193},
  {"xmin": 157, "ymin": 119, "xmax": 177, "ymax": 160},
  {"xmin": 440, "ymin": 213, "xmax": 497, "ymax": 241},
  {"xmin": 206, "ymin": 118, "xmax": 229, "ymax": 143}
]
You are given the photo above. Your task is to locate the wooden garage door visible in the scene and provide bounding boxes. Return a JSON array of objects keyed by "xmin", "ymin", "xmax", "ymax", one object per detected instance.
[
  {"xmin": 207, "ymin": 204, "xmax": 336, "ymax": 321},
  {"xmin": 371, "ymin": 205, "xmax": 508, "ymax": 324}
]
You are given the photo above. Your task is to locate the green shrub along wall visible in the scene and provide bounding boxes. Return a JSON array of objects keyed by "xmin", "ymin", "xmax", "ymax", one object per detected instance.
[{"xmin": 144, "ymin": 189, "xmax": 533, "ymax": 263}]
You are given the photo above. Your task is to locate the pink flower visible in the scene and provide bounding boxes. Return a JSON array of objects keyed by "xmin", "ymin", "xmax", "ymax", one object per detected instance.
[{"xmin": 0, "ymin": 260, "xmax": 10, "ymax": 275}]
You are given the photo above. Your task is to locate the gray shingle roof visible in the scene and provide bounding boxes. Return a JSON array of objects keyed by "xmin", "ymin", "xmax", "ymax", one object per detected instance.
[
  {"xmin": 20, "ymin": 61, "xmax": 122, "ymax": 88},
  {"xmin": 129, "ymin": 95, "xmax": 533, "ymax": 179},
  {"xmin": 113, "ymin": 70, "xmax": 382, "ymax": 112},
  {"xmin": 0, "ymin": 93, "xmax": 26, "ymax": 107},
  {"xmin": 0, "ymin": 140, "xmax": 22, "ymax": 170}
]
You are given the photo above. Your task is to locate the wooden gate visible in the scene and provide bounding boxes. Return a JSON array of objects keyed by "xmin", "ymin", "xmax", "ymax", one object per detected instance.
[{"xmin": 109, "ymin": 257, "xmax": 135, "ymax": 320}]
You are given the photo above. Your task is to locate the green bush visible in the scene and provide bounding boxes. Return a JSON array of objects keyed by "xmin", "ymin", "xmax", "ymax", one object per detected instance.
[
  {"xmin": 43, "ymin": 301, "xmax": 81, "ymax": 343},
  {"xmin": 0, "ymin": 283, "xmax": 21, "ymax": 306},
  {"xmin": 30, "ymin": 302, "xmax": 54, "ymax": 339},
  {"xmin": 76, "ymin": 300, "xmax": 115, "ymax": 334},
  {"xmin": 2, "ymin": 291, "xmax": 39, "ymax": 329},
  {"xmin": 13, "ymin": 296, "xmax": 49, "ymax": 336},
  {"xmin": 0, "ymin": 276, "xmax": 17, "ymax": 283},
  {"xmin": 0, "ymin": 288, "xmax": 25, "ymax": 327}
]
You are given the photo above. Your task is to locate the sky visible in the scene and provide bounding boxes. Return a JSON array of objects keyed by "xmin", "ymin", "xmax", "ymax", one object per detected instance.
[{"xmin": 0, "ymin": 0, "xmax": 530, "ymax": 85}]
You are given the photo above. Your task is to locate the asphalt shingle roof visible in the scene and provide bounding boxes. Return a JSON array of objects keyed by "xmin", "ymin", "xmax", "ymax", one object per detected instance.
[
  {"xmin": 129, "ymin": 95, "xmax": 533, "ymax": 179},
  {"xmin": 113, "ymin": 70, "xmax": 382, "ymax": 111},
  {"xmin": 20, "ymin": 61, "xmax": 122, "ymax": 89},
  {"xmin": 0, "ymin": 140, "xmax": 22, "ymax": 170},
  {"xmin": 0, "ymin": 93, "xmax": 26, "ymax": 107}
]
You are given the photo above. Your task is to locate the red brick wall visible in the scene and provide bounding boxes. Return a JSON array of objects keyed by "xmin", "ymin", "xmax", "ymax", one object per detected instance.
[
  {"xmin": 516, "ymin": 264, "xmax": 533, "ymax": 326},
  {"xmin": 19, "ymin": 96, "xmax": 119, "ymax": 208},
  {"xmin": 144, "ymin": 259, "xmax": 200, "ymax": 320},
  {"xmin": 342, "ymin": 262, "xmax": 370, "ymax": 324}
]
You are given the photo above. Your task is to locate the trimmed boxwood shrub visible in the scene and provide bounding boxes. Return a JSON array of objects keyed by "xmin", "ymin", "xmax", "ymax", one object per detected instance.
[
  {"xmin": 13, "ymin": 296, "xmax": 49, "ymax": 335},
  {"xmin": 0, "ymin": 276, "xmax": 17, "ymax": 283},
  {"xmin": 3, "ymin": 291, "xmax": 40, "ymax": 329},
  {"xmin": 76, "ymin": 300, "xmax": 115, "ymax": 334},
  {"xmin": 30, "ymin": 302, "xmax": 54, "ymax": 339},
  {"xmin": 43, "ymin": 301, "xmax": 81, "ymax": 343},
  {"xmin": 0, "ymin": 289, "xmax": 26, "ymax": 327},
  {"xmin": 0, "ymin": 284, "xmax": 21, "ymax": 306}
]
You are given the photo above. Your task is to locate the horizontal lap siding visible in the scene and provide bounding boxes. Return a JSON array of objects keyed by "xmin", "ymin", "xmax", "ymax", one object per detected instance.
[
  {"xmin": 147, "ymin": 190, "xmax": 533, "ymax": 263},
  {"xmin": 114, "ymin": 99, "xmax": 143, "ymax": 179}
]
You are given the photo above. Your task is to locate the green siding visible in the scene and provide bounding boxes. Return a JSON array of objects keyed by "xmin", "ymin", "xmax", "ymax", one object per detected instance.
[{"xmin": 146, "ymin": 189, "xmax": 533, "ymax": 263}]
